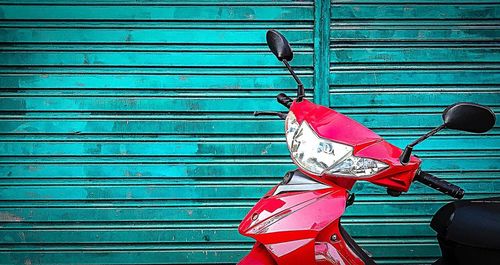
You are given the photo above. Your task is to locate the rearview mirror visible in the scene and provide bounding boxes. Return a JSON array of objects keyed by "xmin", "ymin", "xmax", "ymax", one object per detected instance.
[
  {"xmin": 443, "ymin": 102, "xmax": 496, "ymax": 133},
  {"xmin": 266, "ymin": 30, "xmax": 293, "ymax": 61},
  {"xmin": 400, "ymin": 102, "xmax": 495, "ymax": 164}
]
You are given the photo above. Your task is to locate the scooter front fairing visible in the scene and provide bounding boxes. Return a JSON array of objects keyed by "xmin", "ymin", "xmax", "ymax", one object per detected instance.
[
  {"xmin": 238, "ymin": 170, "xmax": 366, "ymax": 265},
  {"xmin": 288, "ymin": 98, "xmax": 421, "ymax": 192}
]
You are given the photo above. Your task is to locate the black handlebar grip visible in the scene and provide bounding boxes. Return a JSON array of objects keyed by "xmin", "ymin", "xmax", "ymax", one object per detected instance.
[
  {"xmin": 415, "ymin": 171, "xmax": 465, "ymax": 199},
  {"xmin": 277, "ymin": 93, "xmax": 293, "ymax": 109}
]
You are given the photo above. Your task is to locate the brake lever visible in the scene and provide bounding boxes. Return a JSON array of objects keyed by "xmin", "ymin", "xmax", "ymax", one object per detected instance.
[{"xmin": 253, "ymin": 111, "xmax": 287, "ymax": 120}]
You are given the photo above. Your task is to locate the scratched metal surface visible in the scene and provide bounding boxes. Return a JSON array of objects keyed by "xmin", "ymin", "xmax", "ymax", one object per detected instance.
[{"xmin": 0, "ymin": 0, "xmax": 499, "ymax": 264}]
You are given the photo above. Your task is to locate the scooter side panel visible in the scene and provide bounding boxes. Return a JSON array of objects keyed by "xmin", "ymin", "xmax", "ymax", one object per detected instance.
[
  {"xmin": 239, "ymin": 187, "xmax": 347, "ymax": 242},
  {"xmin": 315, "ymin": 221, "xmax": 371, "ymax": 265},
  {"xmin": 239, "ymin": 185, "xmax": 350, "ymax": 264}
]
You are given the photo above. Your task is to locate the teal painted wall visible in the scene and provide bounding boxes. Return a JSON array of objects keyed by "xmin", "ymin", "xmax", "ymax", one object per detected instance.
[{"xmin": 0, "ymin": 0, "xmax": 498, "ymax": 264}]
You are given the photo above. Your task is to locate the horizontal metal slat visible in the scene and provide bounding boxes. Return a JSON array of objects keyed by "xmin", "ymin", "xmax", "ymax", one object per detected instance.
[
  {"xmin": 329, "ymin": 91, "xmax": 500, "ymax": 107},
  {"xmin": 331, "ymin": 4, "xmax": 499, "ymax": 20},
  {"xmin": 0, "ymin": 97, "xmax": 287, "ymax": 112},
  {"xmin": 0, "ymin": 159, "xmax": 498, "ymax": 177},
  {"xmin": 330, "ymin": 70, "xmax": 500, "ymax": 85},
  {"xmin": 330, "ymin": 47, "xmax": 500, "ymax": 63},
  {"xmin": 0, "ymin": 180, "xmax": 497, "ymax": 201},
  {"xmin": 0, "ymin": 28, "xmax": 313, "ymax": 44},
  {"xmin": 330, "ymin": 28, "xmax": 499, "ymax": 41},
  {"xmin": 0, "ymin": 5, "xmax": 313, "ymax": 21},
  {"xmin": 0, "ymin": 136, "xmax": 499, "ymax": 156},
  {"xmin": 0, "ymin": 201, "xmax": 473, "ymax": 223},
  {"xmin": 0, "ymin": 115, "xmax": 498, "ymax": 135},
  {"xmin": 0, "ymin": 171, "xmax": 497, "ymax": 183},
  {"xmin": 0, "ymin": 74, "xmax": 314, "ymax": 89},
  {"xmin": 0, "ymin": 51, "xmax": 313, "ymax": 67}
]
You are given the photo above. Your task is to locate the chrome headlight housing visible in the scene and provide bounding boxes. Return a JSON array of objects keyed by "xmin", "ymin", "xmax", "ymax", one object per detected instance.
[{"xmin": 285, "ymin": 112, "xmax": 388, "ymax": 178}]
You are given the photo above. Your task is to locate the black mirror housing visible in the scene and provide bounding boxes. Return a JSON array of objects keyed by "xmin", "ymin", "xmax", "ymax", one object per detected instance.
[
  {"xmin": 266, "ymin": 30, "xmax": 293, "ymax": 61},
  {"xmin": 443, "ymin": 103, "xmax": 496, "ymax": 133},
  {"xmin": 265, "ymin": 29, "xmax": 304, "ymax": 99},
  {"xmin": 400, "ymin": 102, "xmax": 495, "ymax": 165}
]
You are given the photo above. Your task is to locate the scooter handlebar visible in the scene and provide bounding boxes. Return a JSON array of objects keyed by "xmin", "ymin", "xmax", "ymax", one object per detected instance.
[
  {"xmin": 277, "ymin": 93, "xmax": 293, "ymax": 109},
  {"xmin": 253, "ymin": 93, "xmax": 291, "ymax": 120},
  {"xmin": 414, "ymin": 171, "xmax": 464, "ymax": 199}
]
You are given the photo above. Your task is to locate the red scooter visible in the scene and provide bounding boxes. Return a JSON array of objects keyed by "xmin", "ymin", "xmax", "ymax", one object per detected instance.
[{"xmin": 238, "ymin": 30, "xmax": 499, "ymax": 265}]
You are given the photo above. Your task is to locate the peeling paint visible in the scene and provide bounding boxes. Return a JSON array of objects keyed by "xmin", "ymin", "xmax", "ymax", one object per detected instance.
[
  {"xmin": 0, "ymin": 212, "xmax": 23, "ymax": 222},
  {"xmin": 261, "ymin": 142, "xmax": 272, "ymax": 155}
]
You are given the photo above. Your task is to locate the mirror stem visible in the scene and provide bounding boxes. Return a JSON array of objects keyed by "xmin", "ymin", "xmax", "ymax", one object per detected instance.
[
  {"xmin": 282, "ymin": 60, "xmax": 305, "ymax": 101},
  {"xmin": 400, "ymin": 124, "xmax": 446, "ymax": 165}
]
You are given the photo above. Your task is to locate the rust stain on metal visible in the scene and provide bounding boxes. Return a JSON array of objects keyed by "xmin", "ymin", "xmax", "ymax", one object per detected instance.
[{"xmin": 0, "ymin": 212, "xmax": 23, "ymax": 222}]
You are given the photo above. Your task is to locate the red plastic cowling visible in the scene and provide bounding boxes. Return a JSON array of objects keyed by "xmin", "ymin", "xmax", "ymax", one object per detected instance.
[
  {"xmin": 289, "ymin": 99, "xmax": 421, "ymax": 192},
  {"xmin": 238, "ymin": 181, "xmax": 365, "ymax": 264}
]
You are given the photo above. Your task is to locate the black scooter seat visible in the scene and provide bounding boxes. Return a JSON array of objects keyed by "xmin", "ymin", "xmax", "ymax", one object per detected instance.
[{"xmin": 431, "ymin": 197, "xmax": 500, "ymax": 250}]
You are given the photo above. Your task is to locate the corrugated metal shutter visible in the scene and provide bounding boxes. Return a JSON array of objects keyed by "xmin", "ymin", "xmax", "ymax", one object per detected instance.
[
  {"xmin": 0, "ymin": 1, "xmax": 313, "ymax": 264},
  {"xmin": 329, "ymin": 1, "xmax": 500, "ymax": 264},
  {"xmin": 1, "ymin": 0, "xmax": 499, "ymax": 264}
]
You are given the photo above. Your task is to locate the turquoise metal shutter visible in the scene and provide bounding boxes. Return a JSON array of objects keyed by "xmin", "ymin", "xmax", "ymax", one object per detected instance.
[
  {"xmin": 1, "ymin": 0, "xmax": 499, "ymax": 264},
  {"xmin": 328, "ymin": 0, "xmax": 500, "ymax": 264},
  {"xmin": 0, "ymin": 1, "xmax": 313, "ymax": 264}
]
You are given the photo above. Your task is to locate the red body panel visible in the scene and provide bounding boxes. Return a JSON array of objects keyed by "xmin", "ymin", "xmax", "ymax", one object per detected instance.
[
  {"xmin": 290, "ymin": 99, "xmax": 421, "ymax": 192},
  {"xmin": 239, "ymin": 184, "xmax": 346, "ymax": 243},
  {"xmin": 239, "ymin": 181, "xmax": 364, "ymax": 264}
]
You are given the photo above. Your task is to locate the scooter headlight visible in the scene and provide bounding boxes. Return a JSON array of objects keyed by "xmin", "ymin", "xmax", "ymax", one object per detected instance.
[{"xmin": 285, "ymin": 112, "xmax": 388, "ymax": 177}]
